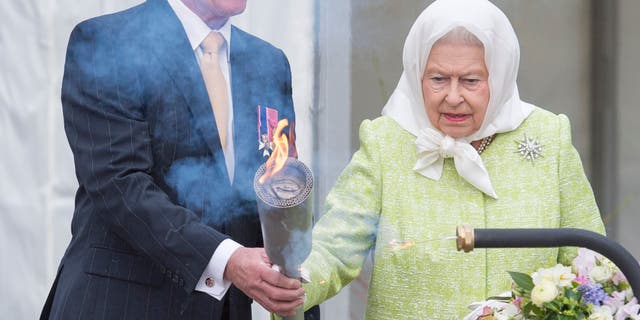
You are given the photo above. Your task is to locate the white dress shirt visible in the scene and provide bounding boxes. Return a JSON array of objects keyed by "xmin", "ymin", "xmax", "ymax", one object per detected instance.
[{"xmin": 168, "ymin": 0, "xmax": 242, "ymax": 300}]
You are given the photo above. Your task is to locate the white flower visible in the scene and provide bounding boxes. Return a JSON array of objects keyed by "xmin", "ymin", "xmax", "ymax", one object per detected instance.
[
  {"xmin": 494, "ymin": 303, "xmax": 521, "ymax": 320},
  {"xmin": 590, "ymin": 265, "xmax": 613, "ymax": 283},
  {"xmin": 463, "ymin": 300, "xmax": 512, "ymax": 320},
  {"xmin": 589, "ymin": 306, "xmax": 614, "ymax": 320},
  {"xmin": 532, "ymin": 264, "xmax": 575, "ymax": 287},
  {"xmin": 532, "ymin": 267, "xmax": 555, "ymax": 285},
  {"xmin": 531, "ymin": 279, "xmax": 559, "ymax": 306},
  {"xmin": 551, "ymin": 264, "xmax": 576, "ymax": 287}
]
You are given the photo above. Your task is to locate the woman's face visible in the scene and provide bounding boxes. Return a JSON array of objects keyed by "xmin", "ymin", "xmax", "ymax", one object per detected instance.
[{"xmin": 422, "ymin": 42, "xmax": 490, "ymax": 138}]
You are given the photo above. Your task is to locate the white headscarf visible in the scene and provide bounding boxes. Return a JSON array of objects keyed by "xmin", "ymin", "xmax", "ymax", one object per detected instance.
[{"xmin": 381, "ymin": 0, "xmax": 534, "ymax": 199}]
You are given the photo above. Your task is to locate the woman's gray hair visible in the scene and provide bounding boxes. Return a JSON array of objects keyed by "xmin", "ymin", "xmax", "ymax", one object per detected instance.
[{"xmin": 434, "ymin": 26, "xmax": 483, "ymax": 47}]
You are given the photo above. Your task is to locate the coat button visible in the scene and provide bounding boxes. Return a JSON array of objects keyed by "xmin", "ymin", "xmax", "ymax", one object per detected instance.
[{"xmin": 205, "ymin": 277, "xmax": 215, "ymax": 288}]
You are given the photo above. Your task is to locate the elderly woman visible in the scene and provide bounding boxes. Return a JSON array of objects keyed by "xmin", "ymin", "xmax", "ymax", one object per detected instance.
[{"xmin": 298, "ymin": 0, "xmax": 605, "ymax": 319}]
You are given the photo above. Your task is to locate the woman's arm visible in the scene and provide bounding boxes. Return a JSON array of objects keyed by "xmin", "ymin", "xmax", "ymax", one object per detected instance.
[{"xmin": 302, "ymin": 119, "xmax": 383, "ymax": 309}]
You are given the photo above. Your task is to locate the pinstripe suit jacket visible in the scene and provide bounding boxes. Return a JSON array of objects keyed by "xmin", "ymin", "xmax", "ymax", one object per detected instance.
[{"xmin": 40, "ymin": 0, "xmax": 301, "ymax": 319}]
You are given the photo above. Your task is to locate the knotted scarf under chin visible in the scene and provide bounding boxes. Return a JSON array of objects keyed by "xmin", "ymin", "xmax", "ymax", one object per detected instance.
[{"xmin": 413, "ymin": 127, "xmax": 498, "ymax": 199}]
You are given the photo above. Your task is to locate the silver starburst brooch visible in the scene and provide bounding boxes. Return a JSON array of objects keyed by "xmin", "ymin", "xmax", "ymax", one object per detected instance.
[{"xmin": 515, "ymin": 134, "xmax": 543, "ymax": 162}]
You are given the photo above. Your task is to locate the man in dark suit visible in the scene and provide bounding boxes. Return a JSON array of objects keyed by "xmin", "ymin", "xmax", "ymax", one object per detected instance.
[{"xmin": 40, "ymin": 0, "xmax": 319, "ymax": 319}]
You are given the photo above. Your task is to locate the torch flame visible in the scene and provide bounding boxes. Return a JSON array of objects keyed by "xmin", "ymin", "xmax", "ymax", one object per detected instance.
[
  {"xmin": 288, "ymin": 122, "xmax": 298, "ymax": 159},
  {"xmin": 259, "ymin": 119, "xmax": 290, "ymax": 184}
]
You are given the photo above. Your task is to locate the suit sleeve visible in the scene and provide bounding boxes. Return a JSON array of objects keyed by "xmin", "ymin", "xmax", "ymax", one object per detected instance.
[
  {"xmin": 62, "ymin": 21, "xmax": 227, "ymax": 292},
  {"xmin": 556, "ymin": 114, "xmax": 606, "ymax": 264}
]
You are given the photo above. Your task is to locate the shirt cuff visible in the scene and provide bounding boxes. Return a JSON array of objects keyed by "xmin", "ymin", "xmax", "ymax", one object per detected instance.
[{"xmin": 195, "ymin": 239, "xmax": 243, "ymax": 300}]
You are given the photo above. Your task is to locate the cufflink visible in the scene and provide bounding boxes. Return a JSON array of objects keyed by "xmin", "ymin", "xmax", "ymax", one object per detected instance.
[
  {"xmin": 271, "ymin": 264, "xmax": 282, "ymax": 273},
  {"xmin": 300, "ymin": 267, "xmax": 310, "ymax": 284},
  {"xmin": 205, "ymin": 277, "xmax": 215, "ymax": 288}
]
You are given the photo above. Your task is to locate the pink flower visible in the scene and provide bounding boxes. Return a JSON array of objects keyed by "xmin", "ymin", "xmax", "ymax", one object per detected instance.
[
  {"xmin": 604, "ymin": 290, "xmax": 628, "ymax": 314},
  {"xmin": 573, "ymin": 248, "xmax": 598, "ymax": 279},
  {"xmin": 513, "ymin": 297, "xmax": 522, "ymax": 310},
  {"xmin": 611, "ymin": 270, "xmax": 627, "ymax": 286},
  {"xmin": 575, "ymin": 275, "xmax": 590, "ymax": 285},
  {"xmin": 481, "ymin": 306, "xmax": 493, "ymax": 316},
  {"xmin": 615, "ymin": 297, "xmax": 640, "ymax": 320}
]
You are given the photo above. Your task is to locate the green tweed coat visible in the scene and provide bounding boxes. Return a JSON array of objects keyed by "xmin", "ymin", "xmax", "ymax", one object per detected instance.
[{"xmin": 302, "ymin": 107, "xmax": 605, "ymax": 319}]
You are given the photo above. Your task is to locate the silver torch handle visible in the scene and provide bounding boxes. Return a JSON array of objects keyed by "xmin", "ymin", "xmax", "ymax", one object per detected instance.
[{"xmin": 254, "ymin": 157, "xmax": 314, "ymax": 320}]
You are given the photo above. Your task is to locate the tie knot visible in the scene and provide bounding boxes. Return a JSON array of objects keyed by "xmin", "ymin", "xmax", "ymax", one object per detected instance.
[{"xmin": 201, "ymin": 32, "xmax": 225, "ymax": 55}]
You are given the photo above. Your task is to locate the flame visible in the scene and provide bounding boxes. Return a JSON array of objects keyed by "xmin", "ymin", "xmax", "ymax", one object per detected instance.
[
  {"xmin": 288, "ymin": 121, "xmax": 298, "ymax": 159},
  {"xmin": 259, "ymin": 119, "xmax": 290, "ymax": 184},
  {"xmin": 398, "ymin": 241, "xmax": 416, "ymax": 250},
  {"xmin": 389, "ymin": 239, "xmax": 417, "ymax": 251}
]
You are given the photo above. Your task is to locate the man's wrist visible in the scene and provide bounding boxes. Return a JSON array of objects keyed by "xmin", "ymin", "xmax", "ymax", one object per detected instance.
[{"xmin": 194, "ymin": 239, "xmax": 242, "ymax": 299}]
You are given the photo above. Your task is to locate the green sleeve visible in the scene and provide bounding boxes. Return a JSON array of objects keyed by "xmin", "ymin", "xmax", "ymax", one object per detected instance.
[
  {"xmin": 556, "ymin": 114, "xmax": 606, "ymax": 264},
  {"xmin": 302, "ymin": 119, "xmax": 382, "ymax": 309}
]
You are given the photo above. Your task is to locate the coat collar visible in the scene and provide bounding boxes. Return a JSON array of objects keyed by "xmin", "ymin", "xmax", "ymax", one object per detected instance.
[{"xmin": 143, "ymin": 1, "xmax": 259, "ymax": 187}]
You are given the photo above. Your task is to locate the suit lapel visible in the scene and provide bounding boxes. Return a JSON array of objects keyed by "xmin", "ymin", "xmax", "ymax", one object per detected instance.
[
  {"xmin": 230, "ymin": 26, "xmax": 249, "ymax": 161},
  {"xmin": 144, "ymin": 0, "xmax": 227, "ymax": 166},
  {"xmin": 229, "ymin": 26, "xmax": 262, "ymax": 188}
]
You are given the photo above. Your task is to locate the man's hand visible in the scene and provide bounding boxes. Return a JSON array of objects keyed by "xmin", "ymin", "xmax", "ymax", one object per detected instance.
[{"xmin": 224, "ymin": 247, "xmax": 304, "ymax": 317}]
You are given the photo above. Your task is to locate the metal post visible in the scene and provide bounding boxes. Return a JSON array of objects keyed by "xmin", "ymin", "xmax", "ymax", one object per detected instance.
[{"xmin": 590, "ymin": 0, "xmax": 619, "ymax": 237}]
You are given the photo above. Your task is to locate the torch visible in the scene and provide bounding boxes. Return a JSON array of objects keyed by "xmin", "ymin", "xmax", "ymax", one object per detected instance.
[
  {"xmin": 455, "ymin": 224, "xmax": 640, "ymax": 296},
  {"xmin": 254, "ymin": 119, "xmax": 313, "ymax": 320}
]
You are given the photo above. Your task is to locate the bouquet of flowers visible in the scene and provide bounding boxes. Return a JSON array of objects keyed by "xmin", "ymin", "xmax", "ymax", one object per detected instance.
[{"xmin": 464, "ymin": 248, "xmax": 640, "ymax": 320}]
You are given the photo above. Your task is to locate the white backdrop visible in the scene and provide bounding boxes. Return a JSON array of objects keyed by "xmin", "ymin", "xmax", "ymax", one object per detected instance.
[{"xmin": 0, "ymin": 1, "xmax": 314, "ymax": 319}]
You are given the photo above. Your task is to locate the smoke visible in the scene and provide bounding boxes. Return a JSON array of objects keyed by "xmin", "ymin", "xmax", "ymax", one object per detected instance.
[
  {"xmin": 164, "ymin": 155, "xmax": 254, "ymax": 227},
  {"xmin": 280, "ymin": 229, "xmax": 312, "ymax": 276},
  {"xmin": 164, "ymin": 157, "xmax": 211, "ymax": 217},
  {"xmin": 148, "ymin": 1, "xmax": 300, "ymax": 228},
  {"xmin": 62, "ymin": 0, "xmax": 319, "ymax": 240}
]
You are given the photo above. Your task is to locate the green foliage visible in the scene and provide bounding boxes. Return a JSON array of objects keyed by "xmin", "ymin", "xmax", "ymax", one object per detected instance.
[
  {"xmin": 516, "ymin": 287, "xmax": 590, "ymax": 320},
  {"xmin": 470, "ymin": 250, "xmax": 638, "ymax": 320},
  {"xmin": 508, "ymin": 271, "xmax": 534, "ymax": 291}
]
